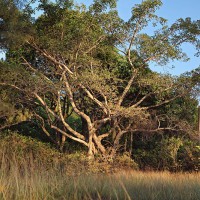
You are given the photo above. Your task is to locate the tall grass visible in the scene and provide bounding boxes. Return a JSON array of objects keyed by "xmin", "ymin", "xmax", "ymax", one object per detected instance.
[
  {"xmin": 0, "ymin": 133, "xmax": 199, "ymax": 199},
  {"xmin": 0, "ymin": 154, "xmax": 199, "ymax": 200}
]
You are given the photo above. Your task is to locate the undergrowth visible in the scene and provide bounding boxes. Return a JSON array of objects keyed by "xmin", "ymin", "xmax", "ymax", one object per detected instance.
[{"xmin": 0, "ymin": 132, "xmax": 199, "ymax": 200}]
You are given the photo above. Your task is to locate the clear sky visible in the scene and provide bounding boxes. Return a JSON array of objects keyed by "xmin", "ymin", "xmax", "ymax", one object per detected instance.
[
  {"xmin": 76, "ymin": 0, "xmax": 200, "ymax": 76},
  {"xmin": 1, "ymin": 0, "xmax": 199, "ymax": 76}
]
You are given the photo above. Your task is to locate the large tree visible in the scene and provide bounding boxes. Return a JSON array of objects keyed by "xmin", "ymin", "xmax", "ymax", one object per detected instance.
[{"xmin": 0, "ymin": 0, "xmax": 199, "ymax": 158}]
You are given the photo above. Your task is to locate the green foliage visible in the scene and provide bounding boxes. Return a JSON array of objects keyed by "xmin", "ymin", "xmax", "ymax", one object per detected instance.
[
  {"xmin": 164, "ymin": 96, "xmax": 198, "ymax": 127},
  {"xmin": 0, "ymin": 131, "xmax": 60, "ymax": 168},
  {"xmin": 114, "ymin": 152, "xmax": 139, "ymax": 170},
  {"xmin": 133, "ymin": 135, "xmax": 199, "ymax": 171},
  {"xmin": 0, "ymin": 0, "xmax": 34, "ymax": 49},
  {"xmin": 178, "ymin": 140, "xmax": 200, "ymax": 171},
  {"xmin": 90, "ymin": 0, "xmax": 117, "ymax": 13},
  {"xmin": 170, "ymin": 18, "xmax": 200, "ymax": 56},
  {"xmin": 159, "ymin": 137, "xmax": 183, "ymax": 170},
  {"xmin": 0, "ymin": 130, "xmax": 138, "ymax": 173}
]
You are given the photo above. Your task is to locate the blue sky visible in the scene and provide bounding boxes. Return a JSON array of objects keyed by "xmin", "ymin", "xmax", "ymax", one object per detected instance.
[{"xmin": 1, "ymin": 0, "xmax": 199, "ymax": 76}]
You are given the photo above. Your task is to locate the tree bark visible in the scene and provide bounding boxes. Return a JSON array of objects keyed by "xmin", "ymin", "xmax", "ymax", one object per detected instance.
[
  {"xmin": 81, "ymin": 116, "xmax": 89, "ymax": 141},
  {"xmin": 93, "ymin": 133, "xmax": 106, "ymax": 154},
  {"xmin": 88, "ymin": 131, "xmax": 94, "ymax": 159}
]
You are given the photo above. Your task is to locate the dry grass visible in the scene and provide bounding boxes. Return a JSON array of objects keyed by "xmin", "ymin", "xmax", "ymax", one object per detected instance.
[
  {"xmin": 0, "ymin": 158, "xmax": 199, "ymax": 200},
  {"xmin": 0, "ymin": 133, "xmax": 199, "ymax": 199}
]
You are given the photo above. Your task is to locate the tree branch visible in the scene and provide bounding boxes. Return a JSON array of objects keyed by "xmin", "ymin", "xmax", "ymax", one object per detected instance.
[
  {"xmin": 84, "ymin": 35, "xmax": 106, "ymax": 55},
  {"xmin": 63, "ymin": 76, "xmax": 92, "ymax": 127},
  {"xmin": 26, "ymin": 41, "xmax": 74, "ymax": 75},
  {"xmin": 131, "ymin": 84, "xmax": 174, "ymax": 108},
  {"xmin": 141, "ymin": 94, "xmax": 182, "ymax": 110},
  {"xmin": 79, "ymin": 84, "xmax": 108, "ymax": 115},
  {"xmin": 51, "ymin": 125, "xmax": 88, "ymax": 147},
  {"xmin": 57, "ymin": 91, "xmax": 85, "ymax": 140},
  {"xmin": 0, "ymin": 83, "xmax": 24, "ymax": 92},
  {"xmin": 34, "ymin": 113, "xmax": 57, "ymax": 145},
  {"xmin": 117, "ymin": 69, "xmax": 138, "ymax": 106},
  {"xmin": 33, "ymin": 92, "xmax": 57, "ymax": 118},
  {"xmin": 21, "ymin": 56, "xmax": 51, "ymax": 82}
]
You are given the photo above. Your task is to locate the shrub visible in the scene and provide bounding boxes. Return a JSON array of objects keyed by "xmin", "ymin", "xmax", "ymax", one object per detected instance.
[{"xmin": 133, "ymin": 135, "xmax": 199, "ymax": 171}]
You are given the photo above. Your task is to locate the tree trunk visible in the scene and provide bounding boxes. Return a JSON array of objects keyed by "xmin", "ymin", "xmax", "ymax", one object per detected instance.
[
  {"xmin": 88, "ymin": 131, "xmax": 94, "ymax": 159},
  {"xmin": 198, "ymin": 106, "xmax": 200, "ymax": 143},
  {"xmin": 110, "ymin": 131, "xmax": 123, "ymax": 157},
  {"xmin": 93, "ymin": 133, "xmax": 106, "ymax": 154},
  {"xmin": 129, "ymin": 133, "xmax": 133, "ymax": 155},
  {"xmin": 60, "ymin": 134, "xmax": 66, "ymax": 152},
  {"xmin": 81, "ymin": 116, "xmax": 89, "ymax": 141}
]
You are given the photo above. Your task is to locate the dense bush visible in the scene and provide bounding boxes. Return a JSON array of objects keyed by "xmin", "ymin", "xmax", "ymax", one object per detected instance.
[
  {"xmin": 133, "ymin": 135, "xmax": 199, "ymax": 171},
  {"xmin": 0, "ymin": 131, "xmax": 139, "ymax": 175}
]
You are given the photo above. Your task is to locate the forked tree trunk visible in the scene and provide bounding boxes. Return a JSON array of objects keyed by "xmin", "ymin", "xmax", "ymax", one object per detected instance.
[
  {"xmin": 110, "ymin": 131, "xmax": 124, "ymax": 157},
  {"xmin": 93, "ymin": 134, "xmax": 106, "ymax": 153},
  {"xmin": 87, "ymin": 130, "xmax": 108, "ymax": 159}
]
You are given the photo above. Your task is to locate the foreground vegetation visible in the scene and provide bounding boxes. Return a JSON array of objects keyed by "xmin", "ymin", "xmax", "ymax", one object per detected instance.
[
  {"xmin": 0, "ymin": 132, "xmax": 199, "ymax": 200},
  {"xmin": 0, "ymin": 161, "xmax": 199, "ymax": 200}
]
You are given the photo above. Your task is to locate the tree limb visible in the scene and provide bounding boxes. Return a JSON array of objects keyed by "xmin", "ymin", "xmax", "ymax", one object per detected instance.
[
  {"xmin": 26, "ymin": 41, "xmax": 74, "ymax": 75},
  {"xmin": 79, "ymin": 84, "xmax": 108, "ymax": 115},
  {"xmin": 63, "ymin": 76, "xmax": 93, "ymax": 127},
  {"xmin": 57, "ymin": 90, "xmax": 85, "ymax": 140},
  {"xmin": 117, "ymin": 69, "xmax": 138, "ymax": 106},
  {"xmin": 51, "ymin": 125, "xmax": 88, "ymax": 147}
]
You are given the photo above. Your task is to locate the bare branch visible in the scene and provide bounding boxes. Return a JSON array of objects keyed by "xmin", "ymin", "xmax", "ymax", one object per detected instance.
[
  {"xmin": 63, "ymin": 76, "xmax": 92, "ymax": 127},
  {"xmin": 79, "ymin": 84, "xmax": 108, "ymax": 115},
  {"xmin": 21, "ymin": 56, "xmax": 51, "ymax": 81},
  {"xmin": 34, "ymin": 113, "xmax": 57, "ymax": 145},
  {"xmin": 98, "ymin": 133, "xmax": 110, "ymax": 141},
  {"xmin": 26, "ymin": 41, "xmax": 74, "ymax": 75},
  {"xmin": 0, "ymin": 121, "xmax": 29, "ymax": 131},
  {"xmin": 141, "ymin": 94, "xmax": 182, "ymax": 110},
  {"xmin": 132, "ymin": 84, "xmax": 174, "ymax": 108},
  {"xmin": 33, "ymin": 92, "xmax": 57, "ymax": 118},
  {"xmin": 0, "ymin": 83, "xmax": 24, "ymax": 92},
  {"xmin": 131, "ymin": 127, "xmax": 181, "ymax": 132},
  {"xmin": 117, "ymin": 69, "xmax": 138, "ymax": 106},
  {"xmin": 93, "ymin": 133, "xmax": 106, "ymax": 154},
  {"xmin": 84, "ymin": 35, "xmax": 106, "ymax": 55},
  {"xmin": 94, "ymin": 117, "xmax": 111, "ymax": 126},
  {"xmin": 51, "ymin": 125, "xmax": 88, "ymax": 147},
  {"xmin": 127, "ymin": 19, "xmax": 141, "ymax": 67},
  {"xmin": 57, "ymin": 91, "xmax": 85, "ymax": 140}
]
